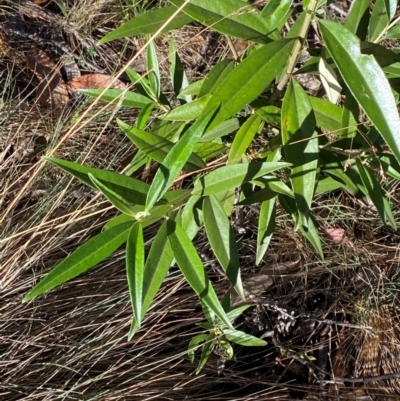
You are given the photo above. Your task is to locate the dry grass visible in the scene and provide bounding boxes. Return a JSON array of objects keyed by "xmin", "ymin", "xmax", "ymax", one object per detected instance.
[{"xmin": 1, "ymin": 1, "xmax": 400, "ymax": 400}]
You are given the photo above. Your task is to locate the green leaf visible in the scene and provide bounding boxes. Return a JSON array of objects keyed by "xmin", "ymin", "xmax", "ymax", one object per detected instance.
[
  {"xmin": 228, "ymin": 115, "xmax": 262, "ymax": 165},
  {"xmin": 279, "ymin": 195, "xmax": 323, "ymax": 259},
  {"xmin": 368, "ymin": 0, "xmax": 389, "ymax": 42},
  {"xmin": 118, "ymin": 120, "xmax": 206, "ymax": 172},
  {"xmin": 179, "ymin": 194, "xmax": 204, "ymax": 241},
  {"xmin": 179, "ymin": 79, "xmax": 204, "ymax": 97},
  {"xmin": 344, "ymin": 0, "xmax": 369, "ymax": 40},
  {"xmin": 80, "ymin": 89, "xmax": 153, "ymax": 109},
  {"xmin": 192, "ymin": 162, "xmax": 291, "ymax": 196},
  {"xmin": 282, "ymin": 79, "xmax": 318, "ymax": 229},
  {"xmin": 196, "ymin": 333, "xmax": 215, "ymax": 374},
  {"xmin": 163, "ymin": 95, "xmax": 211, "ymax": 121},
  {"xmin": 88, "ymin": 173, "xmax": 137, "ymax": 216},
  {"xmin": 261, "ymin": 0, "xmax": 293, "ymax": 32},
  {"xmin": 203, "ymin": 196, "xmax": 244, "ymax": 300},
  {"xmin": 167, "ymin": 220, "xmax": 234, "ymax": 330},
  {"xmin": 97, "ymin": 6, "xmax": 193, "ymax": 45},
  {"xmin": 194, "ymin": 142, "xmax": 228, "ymax": 160},
  {"xmin": 127, "ymin": 222, "xmax": 145, "ymax": 336},
  {"xmin": 200, "ymin": 118, "xmax": 240, "ymax": 142},
  {"xmin": 169, "ymin": 0, "xmax": 272, "ymax": 43},
  {"xmin": 199, "ymin": 59, "xmax": 235, "ymax": 97},
  {"xmin": 206, "ymin": 39, "xmax": 295, "ymax": 127},
  {"xmin": 256, "ymin": 198, "xmax": 276, "ymax": 265},
  {"xmin": 146, "ymin": 105, "xmax": 218, "ymax": 210},
  {"xmin": 136, "ymin": 102, "xmax": 155, "ymax": 130},
  {"xmin": 384, "ymin": 0, "xmax": 397, "ymax": 20},
  {"xmin": 45, "ymin": 157, "xmax": 152, "ymax": 205},
  {"xmin": 255, "ymin": 105, "xmax": 281, "ymax": 127},
  {"xmin": 226, "ymin": 305, "xmax": 251, "ymax": 322},
  {"xmin": 223, "ymin": 329, "xmax": 267, "ymax": 346},
  {"xmin": 146, "ymin": 39, "xmax": 161, "ymax": 98},
  {"xmin": 318, "ymin": 57, "xmax": 341, "ymax": 104},
  {"xmin": 219, "ymin": 340, "xmax": 234, "ymax": 359},
  {"xmin": 355, "ymin": 159, "xmax": 396, "ymax": 229},
  {"xmin": 383, "ymin": 25, "xmax": 400, "ymax": 40},
  {"xmin": 23, "ymin": 222, "xmax": 133, "ymax": 302},
  {"xmin": 188, "ymin": 334, "xmax": 208, "ymax": 363},
  {"xmin": 130, "ymin": 221, "xmax": 174, "ymax": 335},
  {"xmin": 319, "ymin": 20, "xmax": 400, "ymax": 164},
  {"xmin": 169, "ymin": 38, "xmax": 190, "ymax": 102},
  {"xmin": 315, "ymin": 175, "xmax": 344, "ymax": 195}
]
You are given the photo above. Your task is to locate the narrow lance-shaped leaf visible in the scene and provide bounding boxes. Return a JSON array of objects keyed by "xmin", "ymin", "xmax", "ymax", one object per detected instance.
[
  {"xmin": 223, "ymin": 329, "xmax": 267, "ymax": 346},
  {"xmin": 89, "ymin": 173, "xmax": 137, "ymax": 217},
  {"xmin": 319, "ymin": 20, "xmax": 400, "ymax": 164},
  {"xmin": 368, "ymin": 0, "xmax": 389, "ymax": 42},
  {"xmin": 169, "ymin": 0, "xmax": 272, "ymax": 43},
  {"xmin": 344, "ymin": 0, "xmax": 369, "ymax": 40},
  {"xmin": 196, "ymin": 333, "xmax": 215, "ymax": 374},
  {"xmin": 203, "ymin": 196, "xmax": 245, "ymax": 300},
  {"xmin": 228, "ymin": 114, "xmax": 262, "ymax": 165},
  {"xmin": 146, "ymin": 105, "xmax": 218, "ymax": 210},
  {"xmin": 206, "ymin": 39, "xmax": 295, "ymax": 127},
  {"xmin": 188, "ymin": 334, "xmax": 209, "ymax": 362},
  {"xmin": 261, "ymin": 0, "xmax": 293, "ymax": 32},
  {"xmin": 169, "ymin": 38, "xmax": 191, "ymax": 102},
  {"xmin": 281, "ymin": 79, "xmax": 318, "ymax": 229},
  {"xmin": 118, "ymin": 120, "xmax": 206, "ymax": 172},
  {"xmin": 126, "ymin": 222, "xmax": 145, "ymax": 336},
  {"xmin": 80, "ymin": 88, "xmax": 153, "ymax": 109},
  {"xmin": 146, "ymin": 39, "xmax": 161, "ymax": 98},
  {"xmin": 355, "ymin": 158, "xmax": 396, "ymax": 229},
  {"xmin": 167, "ymin": 220, "xmax": 234, "ymax": 330},
  {"xmin": 256, "ymin": 198, "xmax": 276, "ymax": 265},
  {"xmin": 97, "ymin": 6, "xmax": 193, "ymax": 45},
  {"xmin": 44, "ymin": 157, "xmax": 152, "ymax": 205},
  {"xmin": 192, "ymin": 162, "xmax": 291, "ymax": 196},
  {"xmin": 129, "ymin": 220, "xmax": 174, "ymax": 335},
  {"xmin": 23, "ymin": 222, "xmax": 133, "ymax": 302}
]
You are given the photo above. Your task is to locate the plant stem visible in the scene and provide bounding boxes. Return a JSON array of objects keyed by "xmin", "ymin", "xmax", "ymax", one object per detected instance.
[{"xmin": 272, "ymin": 0, "xmax": 319, "ymax": 98}]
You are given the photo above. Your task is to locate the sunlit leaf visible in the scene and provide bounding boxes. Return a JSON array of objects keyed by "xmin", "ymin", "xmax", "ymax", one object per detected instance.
[
  {"xmin": 223, "ymin": 329, "xmax": 267, "ymax": 346},
  {"xmin": 344, "ymin": 0, "xmax": 369, "ymax": 40},
  {"xmin": 203, "ymin": 196, "xmax": 244, "ymax": 300},
  {"xmin": 282, "ymin": 79, "xmax": 318, "ymax": 229},
  {"xmin": 127, "ymin": 222, "xmax": 145, "ymax": 336},
  {"xmin": 192, "ymin": 162, "xmax": 291, "ymax": 196},
  {"xmin": 319, "ymin": 20, "xmax": 400, "ymax": 164},
  {"xmin": 23, "ymin": 222, "xmax": 133, "ymax": 302},
  {"xmin": 146, "ymin": 105, "xmax": 218, "ymax": 210},
  {"xmin": 97, "ymin": 6, "xmax": 193, "ymax": 44},
  {"xmin": 167, "ymin": 220, "xmax": 234, "ymax": 330},
  {"xmin": 256, "ymin": 198, "xmax": 276, "ymax": 265}
]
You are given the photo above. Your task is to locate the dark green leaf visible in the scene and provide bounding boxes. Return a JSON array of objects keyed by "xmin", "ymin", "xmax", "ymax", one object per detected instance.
[
  {"xmin": 97, "ymin": 6, "xmax": 193, "ymax": 44},
  {"xmin": 169, "ymin": 38, "xmax": 190, "ymax": 101},
  {"xmin": 196, "ymin": 333, "xmax": 215, "ymax": 374},
  {"xmin": 23, "ymin": 222, "xmax": 133, "ymax": 302}
]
